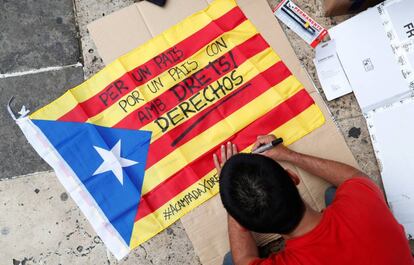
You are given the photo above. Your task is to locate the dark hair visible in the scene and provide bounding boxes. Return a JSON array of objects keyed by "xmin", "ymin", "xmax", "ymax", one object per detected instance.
[{"xmin": 219, "ymin": 153, "xmax": 305, "ymax": 234}]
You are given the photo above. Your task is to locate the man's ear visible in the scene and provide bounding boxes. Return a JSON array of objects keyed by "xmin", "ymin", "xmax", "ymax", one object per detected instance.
[{"xmin": 285, "ymin": 168, "xmax": 300, "ymax": 185}]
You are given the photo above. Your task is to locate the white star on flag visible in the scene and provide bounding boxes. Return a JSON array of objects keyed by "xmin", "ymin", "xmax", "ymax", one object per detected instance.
[{"xmin": 93, "ymin": 140, "xmax": 138, "ymax": 185}]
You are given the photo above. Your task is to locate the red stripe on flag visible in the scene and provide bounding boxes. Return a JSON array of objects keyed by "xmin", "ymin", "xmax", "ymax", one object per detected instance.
[
  {"xmin": 114, "ymin": 34, "xmax": 269, "ymax": 130},
  {"xmin": 144, "ymin": 61, "xmax": 292, "ymax": 169},
  {"xmin": 58, "ymin": 7, "xmax": 246, "ymax": 122},
  {"xmin": 58, "ymin": 104, "xmax": 89, "ymax": 122},
  {"xmin": 135, "ymin": 88, "xmax": 315, "ymax": 221}
]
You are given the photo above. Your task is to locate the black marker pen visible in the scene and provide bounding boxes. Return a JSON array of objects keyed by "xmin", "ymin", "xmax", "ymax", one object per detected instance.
[
  {"xmin": 281, "ymin": 3, "xmax": 316, "ymax": 36},
  {"xmin": 252, "ymin": 138, "xmax": 284, "ymax": 154}
]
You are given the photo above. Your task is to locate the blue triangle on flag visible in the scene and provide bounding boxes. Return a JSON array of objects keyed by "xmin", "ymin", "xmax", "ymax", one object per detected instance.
[{"xmin": 32, "ymin": 119, "xmax": 152, "ymax": 246}]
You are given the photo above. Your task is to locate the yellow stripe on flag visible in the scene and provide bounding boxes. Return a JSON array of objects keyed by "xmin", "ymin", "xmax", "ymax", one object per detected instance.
[
  {"xmin": 29, "ymin": 90, "xmax": 79, "ymax": 121},
  {"xmin": 87, "ymin": 21, "xmax": 259, "ymax": 127},
  {"xmin": 130, "ymin": 170, "xmax": 219, "ymax": 248},
  {"xmin": 142, "ymin": 75, "xmax": 303, "ymax": 195},
  {"xmin": 129, "ymin": 104, "xmax": 325, "ymax": 248}
]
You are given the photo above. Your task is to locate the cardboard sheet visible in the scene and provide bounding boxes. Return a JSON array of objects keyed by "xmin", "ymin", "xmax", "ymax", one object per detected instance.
[{"xmin": 88, "ymin": 1, "xmax": 359, "ymax": 264}]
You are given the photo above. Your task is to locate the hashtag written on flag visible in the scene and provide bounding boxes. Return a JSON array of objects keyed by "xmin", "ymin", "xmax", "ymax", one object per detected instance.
[{"xmin": 15, "ymin": 0, "xmax": 325, "ymax": 259}]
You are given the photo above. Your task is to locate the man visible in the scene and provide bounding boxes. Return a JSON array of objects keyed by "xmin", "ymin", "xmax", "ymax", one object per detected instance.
[{"xmin": 213, "ymin": 135, "xmax": 414, "ymax": 265}]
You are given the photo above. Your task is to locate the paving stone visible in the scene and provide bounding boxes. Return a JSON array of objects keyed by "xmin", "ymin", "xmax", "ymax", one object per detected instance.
[
  {"xmin": 0, "ymin": 171, "xmax": 200, "ymax": 264},
  {"xmin": 73, "ymin": 0, "xmax": 135, "ymax": 78},
  {"xmin": 0, "ymin": 0, "xmax": 80, "ymax": 73},
  {"xmin": 0, "ymin": 66, "xmax": 84, "ymax": 179},
  {"xmin": 334, "ymin": 116, "xmax": 382, "ymax": 185}
]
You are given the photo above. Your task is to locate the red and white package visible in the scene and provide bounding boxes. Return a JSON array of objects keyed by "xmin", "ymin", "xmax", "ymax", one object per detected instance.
[{"xmin": 273, "ymin": 0, "xmax": 328, "ymax": 48}]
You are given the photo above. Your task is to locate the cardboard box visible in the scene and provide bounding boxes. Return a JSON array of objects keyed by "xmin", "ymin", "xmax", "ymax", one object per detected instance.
[{"xmin": 88, "ymin": 1, "xmax": 358, "ymax": 264}]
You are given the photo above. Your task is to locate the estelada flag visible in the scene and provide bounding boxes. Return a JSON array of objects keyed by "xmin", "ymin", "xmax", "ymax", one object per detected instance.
[{"xmin": 15, "ymin": 0, "xmax": 325, "ymax": 259}]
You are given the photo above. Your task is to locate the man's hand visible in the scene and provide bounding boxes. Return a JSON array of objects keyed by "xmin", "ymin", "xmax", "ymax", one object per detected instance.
[
  {"xmin": 252, "ymin": 135, "xmax": 295, "ymax": 161},
  {"xmin": 213, "ymin": 141, "xmax": 238, "ymax": 175}
]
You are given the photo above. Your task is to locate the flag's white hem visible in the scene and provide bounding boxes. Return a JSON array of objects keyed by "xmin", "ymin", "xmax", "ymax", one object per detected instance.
[{"xmin": 17, "ymin": 117, "xmax": 129, "ymax": 260}]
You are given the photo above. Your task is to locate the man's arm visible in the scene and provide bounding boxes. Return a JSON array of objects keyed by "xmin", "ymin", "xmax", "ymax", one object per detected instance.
[
  {"xmin": 253, "ymin": 135, "xmax": 367, "ymax": 187},
  {"xmin": 228, "ymin": 215, "xmax": 259, "ymax": 265}
]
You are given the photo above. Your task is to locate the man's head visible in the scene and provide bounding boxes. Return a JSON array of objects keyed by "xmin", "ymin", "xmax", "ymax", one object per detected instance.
[{"xmin": 219, "ymin": 153, "xmax": 305, "ymax": 234}]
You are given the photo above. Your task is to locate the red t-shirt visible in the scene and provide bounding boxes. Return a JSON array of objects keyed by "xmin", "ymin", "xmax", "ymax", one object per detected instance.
[{"xmin": 251, "ymin": 177, "xmax": 414, "ymax": 265}]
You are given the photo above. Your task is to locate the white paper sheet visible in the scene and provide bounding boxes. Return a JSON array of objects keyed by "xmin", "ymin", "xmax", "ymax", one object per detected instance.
[
  {"xmin": 329, "ymin": 7, "xmax": 409, "ymax": 112},
  {"xmin": 386, "ymin": 0, "xmax": 414, "ymax": 42},
  {"xmin": 314, "ymin": 40, "xmax": 353, "ymax": 101},
  {"xmin": 366, "ymin": 98, "xmax": 414, "ymax": 238}
]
